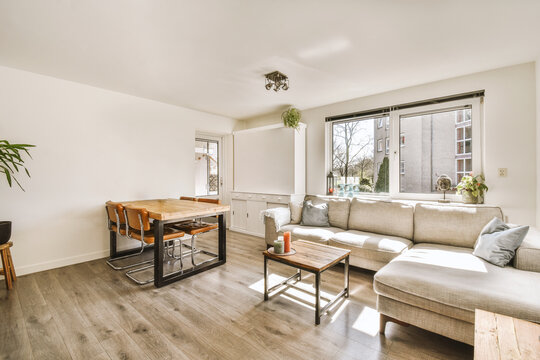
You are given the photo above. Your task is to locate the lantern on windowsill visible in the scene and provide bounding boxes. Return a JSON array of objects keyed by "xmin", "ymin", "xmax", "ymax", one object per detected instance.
[{"xmin": 326, "ymin": 172, "xmax": 335, "ymax": 196}]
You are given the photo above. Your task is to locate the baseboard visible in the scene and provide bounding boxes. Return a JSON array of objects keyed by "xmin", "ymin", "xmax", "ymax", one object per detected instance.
[{"xmin": 14, "ymin": 249, "xmax": 111, "ymax": 276}]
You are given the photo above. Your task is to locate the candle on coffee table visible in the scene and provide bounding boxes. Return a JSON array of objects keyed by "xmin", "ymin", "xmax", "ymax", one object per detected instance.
[
  {"xmin": 283, "ymin": 231, "xmax": 291, "ymax": 252},
  {"xmin": 274, "ymin": 238, "xmax": 284, "ymax": 254}
]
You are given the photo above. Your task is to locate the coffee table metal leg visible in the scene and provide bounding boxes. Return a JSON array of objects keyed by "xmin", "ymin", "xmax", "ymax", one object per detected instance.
[
  {"xmin": 315, "ymin": 272, "xmax": 321, "ymax": 325},
  {"xmin": 345, "ymin": 256, "xmax": 350, "ymax": 298},
  {"xmin": 297, "ymin": 268, "xmax": 301, "ymax": 281},
  {"xmin": 264, "ymin": 256, "xmax": 268, "ymax": 301}
]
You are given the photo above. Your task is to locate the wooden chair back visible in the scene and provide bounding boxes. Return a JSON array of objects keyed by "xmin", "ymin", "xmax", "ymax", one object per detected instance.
[
  {"xmin": 106, "ymin": 201, "xmax": 126, "ymax": 224},
  {"xmin": 124, "ymin": 206, "xmax": 151, "ymax": 231},
  {"xmin": 180, "ymin": 196, "xmax": 198, "ymax": 201},
  {"xmin": 197, "ymin": 198, "xmax": 221, "ymax": 205}
]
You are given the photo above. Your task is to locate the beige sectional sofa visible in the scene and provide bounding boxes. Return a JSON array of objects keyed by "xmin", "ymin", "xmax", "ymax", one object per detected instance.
[{"xmin": 263, "ymin": 195, "xmax": 540, "ymax": 345}]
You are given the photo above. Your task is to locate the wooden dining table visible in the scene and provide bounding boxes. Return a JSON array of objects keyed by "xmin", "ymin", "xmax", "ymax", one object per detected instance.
[{"xmin": 108, "ymin": 198, "xmax": 230, "ymax": 287}]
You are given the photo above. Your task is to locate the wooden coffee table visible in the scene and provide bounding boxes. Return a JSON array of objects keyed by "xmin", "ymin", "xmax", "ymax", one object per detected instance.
[{"xmin": 263, "ymin": 240, "xmax": 351, "ymax": 325}]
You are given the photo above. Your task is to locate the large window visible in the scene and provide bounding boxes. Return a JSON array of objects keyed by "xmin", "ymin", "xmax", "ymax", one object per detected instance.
[
  {"xmin": 327, "ymin": 95, "xmax": 482, "ymax": 198},
  {"xmin": 331, "ymin": 116, "xmax": 390, "ymax": 196},
  {"xmin": 195, "ymin": 138, "xmax": 219, "ymax": 196},
  {"xmin": 399, "ymin": 108, "xmax": 472, "ymax": 193}
]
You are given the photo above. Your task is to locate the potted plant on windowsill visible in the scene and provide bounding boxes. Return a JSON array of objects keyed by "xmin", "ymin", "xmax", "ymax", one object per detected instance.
[
  {"xmin": 0, "ymin": 140, "xmax": 35, "ymax": 245},
  {"xmin": 456, "ymin": 173, "xmax": 488, "ymax": 204}
]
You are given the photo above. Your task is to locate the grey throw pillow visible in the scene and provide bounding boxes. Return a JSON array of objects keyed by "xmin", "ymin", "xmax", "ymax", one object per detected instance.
[
  {"xmin": 473, "ymin": 217, "xmax": 529, "ymax": 267},
  {"xmin": 300, "ymin": 200, "xmax": 330, "ymax": 227}
]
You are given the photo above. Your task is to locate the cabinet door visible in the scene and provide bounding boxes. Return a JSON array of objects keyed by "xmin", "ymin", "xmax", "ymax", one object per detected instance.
[
  {"xmin": 246, "ymin": 200, "xmax": 267, "ymax": 236},
  {"xmin": 231, "ymin": 199, "xmax": 247, "ymax": 230}
]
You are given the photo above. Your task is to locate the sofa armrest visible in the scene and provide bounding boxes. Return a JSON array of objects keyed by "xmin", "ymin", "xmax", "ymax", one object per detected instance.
[
  {"xmin": 264, "ymin": 216, "xmax": 280, "ymax": 245},
  {"xmin": 515, "ymin": 226, "xmax": 540, "ymax": 273},
  {"xmin": 263, "ymin": 207, "xmax": 291, "ymax": 245}
]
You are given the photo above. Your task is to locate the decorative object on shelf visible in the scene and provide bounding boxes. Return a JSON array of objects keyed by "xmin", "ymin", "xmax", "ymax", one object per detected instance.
[
  {"xmin": 436, "ymin": 174, "xmax": 453, "ymax": 203},
  {"xmin": 274, "ymin": 237, "xmax": 284, "ymax": 254},
  {"xmin": 456, "ymin": 173, "xmax": 488, "ymax": 204},
  {"xmin": 326, "ymin": 172, "xmax": 335, "ymax": 195},
  {"xmin": 283, "ymin": 231, "xmax": 291, "ymax": 252},
  {"xmin": 264, "ymin": 70, "xmax": 289, "ymax": 92},
  {"xmin": 281, "ymin": 107, "xmax": 301, "ymax": 130}
]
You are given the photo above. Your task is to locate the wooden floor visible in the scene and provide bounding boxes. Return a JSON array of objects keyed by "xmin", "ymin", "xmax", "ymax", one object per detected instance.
[{"xmin": 0, "ymin": 231, "xmax": 473, "ymax": 360}]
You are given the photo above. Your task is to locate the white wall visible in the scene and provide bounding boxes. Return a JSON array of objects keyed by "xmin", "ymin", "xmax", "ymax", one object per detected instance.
[
  {"xmin": 0, "ymin": 66, "xmax": 237, "ymax": 275},
  {"xmin": 536, "ymin": 60, "xmax": 540, "ymax": 226},
  {"xmin": 244, "ymin": 63, "xmax": 537, "ymax": 225}
]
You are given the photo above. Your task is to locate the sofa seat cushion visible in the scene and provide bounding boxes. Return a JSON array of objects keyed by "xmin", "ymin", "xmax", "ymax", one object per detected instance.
[
  {"xmin": 374, "ymin": 244, "xmax": 540, "ymax": 324},
  {"xmin": 329, "ymin": 230, "xmax": 412, "ymax": 264},
  {"xmin": 279, "ymin": 225, "xmax": 343, "ymax": 244}
]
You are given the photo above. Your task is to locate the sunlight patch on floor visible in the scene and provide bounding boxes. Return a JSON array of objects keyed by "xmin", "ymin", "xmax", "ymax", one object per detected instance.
[{"xmin": 352, "ymin": 306, "xmax": 380, "ymax": 336}]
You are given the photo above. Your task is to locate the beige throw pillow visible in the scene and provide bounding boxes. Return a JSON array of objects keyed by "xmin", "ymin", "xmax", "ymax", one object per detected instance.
[{"xmin": 289, "ymin": 201, "xmax": 303, "ymax": 224}]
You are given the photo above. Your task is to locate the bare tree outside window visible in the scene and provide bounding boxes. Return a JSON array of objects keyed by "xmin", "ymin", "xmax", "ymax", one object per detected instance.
[{"xmin": 332, "ymin": 116, "xmax": 389, "ymax": 195}]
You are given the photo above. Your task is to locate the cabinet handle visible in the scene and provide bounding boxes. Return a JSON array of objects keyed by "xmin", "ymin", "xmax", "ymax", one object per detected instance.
[{"xmin": 247, "ymin": 213, "xmax": 249, "ymax": 218}]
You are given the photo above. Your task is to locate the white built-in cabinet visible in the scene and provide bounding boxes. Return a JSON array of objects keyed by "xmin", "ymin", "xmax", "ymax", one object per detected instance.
[
  {"xmin": 230, "ymin": 122, "xmax": 306, "ymax": 238},
  {"xmin": 230, "ymin": 192, "xmax": 303, "ymax": 237}
]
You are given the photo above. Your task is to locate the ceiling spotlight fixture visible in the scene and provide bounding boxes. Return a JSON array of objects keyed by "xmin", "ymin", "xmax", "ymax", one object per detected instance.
[{"xmin": 264, "ymin": 71, "xmax": 289, "ymax": 92}]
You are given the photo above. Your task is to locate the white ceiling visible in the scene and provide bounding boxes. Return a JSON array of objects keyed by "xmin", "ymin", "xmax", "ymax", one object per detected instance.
[{"xmin": 1, "ymin": 1, "xmax": 539, "ymax": 120}]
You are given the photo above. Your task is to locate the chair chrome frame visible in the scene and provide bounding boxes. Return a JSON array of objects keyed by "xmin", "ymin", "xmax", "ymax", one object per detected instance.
[
  {"xmin": 106, "ymin": 206, "xmax": 153, "ymax": 270},
  {"xmin": 125, "ymin": 212, "xmax": 185, "ymax": 285}
]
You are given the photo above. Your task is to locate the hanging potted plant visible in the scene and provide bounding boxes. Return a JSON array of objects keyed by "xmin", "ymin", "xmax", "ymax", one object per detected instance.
[
  {"xmin": 0, "ymin": 140, "xmax": 35, "ymax": 245},
  {"xmin": 282, "ymin": 107, "xmax": 301, "ymax": 130},
  {"xmin": 456, "ymin": 173, "xmax": 488, "ymax": 204}
]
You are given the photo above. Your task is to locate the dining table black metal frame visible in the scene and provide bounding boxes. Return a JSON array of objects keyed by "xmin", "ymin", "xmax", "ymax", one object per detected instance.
[
  {"xmin": 108, "ymin": 200, "xmax": 227, "ymax": 288},
  {"xmin": 153, "ymin": 213, "xmax": 226, "ymax": 287}
]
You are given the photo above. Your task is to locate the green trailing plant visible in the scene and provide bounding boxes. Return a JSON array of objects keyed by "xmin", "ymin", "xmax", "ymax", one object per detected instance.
[
  {"xmin": 456, "ymin": 173, "xmax": 488, "ymax": 198},
  {"xmin": 281, "ymin": 107, "xmax": 301, "ymax": 129},
  {"xmin": 374, "ymin": 157, "xmax": 389, "ymax": 193},
  {"xmin": 0, "ymin": 140, "xmax": 35, "ymax": 191}
]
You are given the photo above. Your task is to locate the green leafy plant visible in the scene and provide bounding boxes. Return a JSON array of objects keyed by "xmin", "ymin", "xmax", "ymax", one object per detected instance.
[
  {"xmin": 281, "ymin": 107, "xmax": 301, "ymax": 129},
  {"xmin": 456, "ymin": 174, "xmax": 488, "ymax": 198},
  {"xmin": 0, "ymin": 140, "xmax": 35, "ymax": 190}
]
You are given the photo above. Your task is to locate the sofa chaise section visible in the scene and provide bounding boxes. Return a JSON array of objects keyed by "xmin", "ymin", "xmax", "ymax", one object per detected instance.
[{"xmin": 374, "ymin": 243, "xmax": 540, "ymax": 345}]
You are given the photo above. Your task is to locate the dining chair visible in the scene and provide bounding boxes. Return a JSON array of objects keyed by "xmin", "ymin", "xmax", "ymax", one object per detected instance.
[
  {"xmin": 172, "ymin": 199, "xmax": 220, "ymax": 267},
  {"xmin": 123, "ymin": 206, "xmax": 185, "ymax": 285},
  {"xmin": 180, "ymin": 196, "xmax": 198, "ymax": 201},
  {"xmin": 105, "ymin": 201, "xmax": 153, "ymax": 270}
]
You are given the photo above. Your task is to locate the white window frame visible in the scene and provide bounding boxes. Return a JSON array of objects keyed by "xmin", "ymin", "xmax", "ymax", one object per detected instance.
[
  {"xmin": 385, "ymin": 137, "xmax": 390, "ymax": 155},
  {"xmin": 325, "ymin": 97, "xmax": 483, "ymax": 201}
]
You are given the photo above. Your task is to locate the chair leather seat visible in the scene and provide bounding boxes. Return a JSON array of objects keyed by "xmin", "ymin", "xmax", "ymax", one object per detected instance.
[
  {"xmin": 111, "ymin": 224, "xmax": 126, "ymax": 235},
  {"xmin": 172, "ymin": 221, "xmax": 218, "ymax": 235},
  {"xmin": 129, "ymin": 227, "xmax": 185, "ymax": 244}
]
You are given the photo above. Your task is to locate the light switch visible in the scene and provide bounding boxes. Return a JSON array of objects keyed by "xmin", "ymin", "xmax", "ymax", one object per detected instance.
[{"xmin": 498, "ymin": 168, "xmax": 507, "ymax": 177}]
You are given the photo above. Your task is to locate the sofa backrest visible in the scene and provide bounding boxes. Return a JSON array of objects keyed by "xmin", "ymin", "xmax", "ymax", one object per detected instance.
[
  {"xmin": 413, "ymin": 203, "xmax": 503, "ymax": 248},
  {"xmin": 304, "ymin": 195, "xmax": 350, "ymax": 229},
  {"xmin": 348, "ymin": 198, "xmax": 414, "ymax": 239}
]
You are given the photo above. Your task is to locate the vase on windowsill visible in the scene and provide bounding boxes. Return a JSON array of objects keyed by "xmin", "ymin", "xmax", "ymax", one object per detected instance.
[
  {"xmin": 456, "ymin": 174, "xmax": 488, "ymax": 205},
  {"xmin": 461, "ymin": 191, "xmax": 478, "ymax": 204}
]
